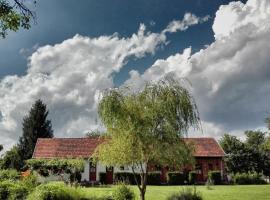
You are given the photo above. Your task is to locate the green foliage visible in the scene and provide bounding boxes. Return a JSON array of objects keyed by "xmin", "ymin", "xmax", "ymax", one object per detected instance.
[
  {"xmin": 18, "ymin": 100, "xmax": 53, "ymax": 164},
  {"xmin": 188, "ymin": 171, "xmax": 197, "ymax": 185},
  {"xmin": 166, "ymin": 187, "xmax": 202, "ymax": 200},
  {"xmin": 27, "ymin": 182, "xmax": 80, "ymax": 200},
  {"xmin": 96, "ymin": 77, "xmax": 200, "ymax": 200},
  {"xmin": 0, "ymin": 169, "xmax": 20, "ymax": 181},
  {"xmin": 114, "ymin": 172, "xmax": 141, "ymax": 185},
  {"xmin": 167, "ymin": 172, "xmax": 187, "ymax": 185},
  {"xmin": 245, "ymin": 130, "xmax": 266, "ymax": 148},
  {"xmin": 27, "ymin": 158, "xmax": 84, "ymax": 184},
  {"xmin": 147, "ymin": 172, "xmax": 161, "ymax": 185},
  {"xmin": 0, "ymin": 144, "xmax": 3, "ymax": 151},
  {"xmin": 27, "ymin": 158, "xmax": 84, "ymax": 172},
  {"xmin": 86, "ymin": 130, "xmax": 105, "ymax": 137},
  {"xmin": 112, "ymin": 183, "xmax": 135, "ymax": 200},
  {"xmin": 207, "ymin": 171, "xmax": 221, "ymax": 185},
  {"xmin": 0, "ymin": 180, "xmax": 29, "ymax": 200},
  {"xmin": 0, "ymin": 0, "xmax": 36, "ymax": 38},
  {"xmin": 220, "ymin": 132, "xmax": 270, "ymax": 176},
  {"xmin": 0, "ymin": 146, "xmax": 23, "ymax": 170},
  {"xmin": 27, "ymin": 182, "xmax": 110, "ymax": 200},
  {"xmin": 21, "ymin": 174, "xmax": 39, "ymax": 191},
  {"xmin": 232, "ymin": 172, "xmax": 267, "ymax": 185}
]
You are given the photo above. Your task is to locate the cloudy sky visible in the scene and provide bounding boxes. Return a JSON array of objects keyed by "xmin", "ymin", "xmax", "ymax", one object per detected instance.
[{"xmin": 1, "ymin": 0, "xmax": 270, "ymax": 150}]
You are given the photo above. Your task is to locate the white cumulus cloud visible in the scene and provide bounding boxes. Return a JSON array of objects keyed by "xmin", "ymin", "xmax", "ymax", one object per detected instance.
[
  {"xmin": 125, "ymin": 0, "xmax": 270, "ymax": 138},
  {"xmin": 0, "ymin": 13, "xmax": 208, "ymax": 150}
]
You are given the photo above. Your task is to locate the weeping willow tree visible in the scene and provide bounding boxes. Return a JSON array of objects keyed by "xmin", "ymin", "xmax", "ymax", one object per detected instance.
[{"xmin": 94, "ymin": 77, "xmax": 200, "ymax": 200}]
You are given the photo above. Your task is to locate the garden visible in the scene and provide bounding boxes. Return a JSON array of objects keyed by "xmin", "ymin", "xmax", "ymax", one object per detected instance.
[{"xmin": 0, "ymin": 167, "xmax": 269, "ymax": 200}]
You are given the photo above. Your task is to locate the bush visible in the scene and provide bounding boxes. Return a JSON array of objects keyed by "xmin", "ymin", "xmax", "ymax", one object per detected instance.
[
  {"xmin": 114, "ymin": 173, "xmax": 140, "ymax": 185},
  {"xmin": 167, "ymin": 172, "xmax": 186, "ymax": 185},
  {"xmin": 147, "ymin": 172, "xmax": 161, "ymax": 185},
  {"xmin": 166, "ymin": 187, "xmax": 202, "ymax": 200},
  {"xmin": 232, "ymin": 172, "xmax": 267, "ymax": 185},
  {"xmin": 21, "ymin": 174, "xmax": 39, "ymax": 190},
  {"xmin": 0, "ymin": 169, "xmax": 20, "ymax": 181},
  {"xmin": 112, "ymin": 183, "xmax": 135, "ymax": 200},
  {"xmin": 208, "ymin": 171, "xmax": 222, "ymax": 185},
  {"xmin": 188, "ymin": 171, "xmax": 197, "ymax": 184},
  {"xmin": 27, "ymin": 182, "xmax": 80, "ymax": 200},
  {"xmin": 0, "ymin": 180, "xmax": 29, "ymax": 200}
]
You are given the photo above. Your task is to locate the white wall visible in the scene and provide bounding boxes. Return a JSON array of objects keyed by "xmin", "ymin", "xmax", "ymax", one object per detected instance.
[
  {"xmin": 81, "ymin": 160, "xmax": 90, "ymax": 181},
  {"xmin": 95, "ymin": 162, "xmax": 146, "ymax": 181}
]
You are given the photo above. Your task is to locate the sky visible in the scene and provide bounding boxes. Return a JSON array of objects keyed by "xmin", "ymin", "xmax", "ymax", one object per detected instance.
[{"xmin": 1, "ymin": 0, "xmax": 270, "ymax": 150}]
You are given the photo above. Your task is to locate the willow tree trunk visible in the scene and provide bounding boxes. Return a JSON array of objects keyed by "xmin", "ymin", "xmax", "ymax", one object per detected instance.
[{"xmin": 139, "ymin": 168, "xmax": 148, "ymax": 200}]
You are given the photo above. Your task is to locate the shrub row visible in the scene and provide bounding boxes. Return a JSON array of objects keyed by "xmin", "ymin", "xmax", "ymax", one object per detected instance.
[
  {"xmin": 28, "ymin": 182, "xmax": 135, "ymax": 200},
  {"xmin": 114, "ymin": 172, "xmax": 161, "ymax": 185},
  {"xmin": 167, "ymin": 172, "xmax": 187, "ymax": 185},
  {"xmin": 232, "ymin": 172, "xmax": 267, "ymax": 185},
  {"xmin": 114, "ymin": 171, "xmax": 201, "ymax": 185}
]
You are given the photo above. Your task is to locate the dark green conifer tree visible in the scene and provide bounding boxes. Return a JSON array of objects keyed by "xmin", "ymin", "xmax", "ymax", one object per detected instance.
[{"xmin": 18, "ymin": 99, "xmax": 53, "ymax": 161}]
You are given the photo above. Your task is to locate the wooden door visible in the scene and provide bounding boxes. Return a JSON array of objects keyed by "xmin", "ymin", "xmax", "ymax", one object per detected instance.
[
  {"xmin": 106, "ymin": 166, "xmax": 114, "ymax": 184},
  {"xmin": 195, "ymin": 163, "xmax": 203, "ymax": 182},
  {"xmin": 89, "ymin": 162, "xmax": 96, "ymax": 182}
]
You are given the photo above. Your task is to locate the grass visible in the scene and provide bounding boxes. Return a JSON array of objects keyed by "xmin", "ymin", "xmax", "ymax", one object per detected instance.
[{"xmin": 81, "ymin": 185, "xmax": 270, "ymax": 200}]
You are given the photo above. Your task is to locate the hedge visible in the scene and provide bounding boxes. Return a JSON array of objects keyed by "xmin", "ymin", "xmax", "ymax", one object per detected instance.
[
  {"xmin": 208, "ymin": 171, "xmax": 222, "ymax": 185},
  {"xmin": 147, "ymin": 172, "xmax": 161, "ymax": 185},
  {"xmin": 232, "ymin": 172, "xmax": 267, "ymax": 185},
  {"xmin": 188, "ymin": 171, "xmax": 197, "ymax": 184},
  {"xmin": 167, "ymin": 172, "xmax": 186, "ymax": 185},
  {"xmin": 114, "ymin": 172, "xmax": 161, "ymax": 185},
  {"xmin": 114, "ymin": 172, "xmax": 140, "ymax": 185}
]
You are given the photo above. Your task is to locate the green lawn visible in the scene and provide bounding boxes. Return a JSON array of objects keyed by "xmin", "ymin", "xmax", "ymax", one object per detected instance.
[{"xmin": 81, "ymin": 185, "xmax": 270, "ymax": 200}]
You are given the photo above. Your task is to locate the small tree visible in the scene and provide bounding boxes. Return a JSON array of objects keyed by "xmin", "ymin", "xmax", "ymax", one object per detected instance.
[
  {"xmin": 95, "ymin": 78, "xmax": 200, "ymax": 200},
  {"xmin": 18, "ymin": 99, "xmax": 53, "ymax": 163}
]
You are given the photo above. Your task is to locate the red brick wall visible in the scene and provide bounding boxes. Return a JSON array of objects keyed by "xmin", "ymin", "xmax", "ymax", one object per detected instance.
[
  {"xmin": 149, "ymin": 156, "xmax": 225, "ymax": 183},
  {"xmin": 194, "ymin": 157, "xmax": 224, "ymax": 182}
]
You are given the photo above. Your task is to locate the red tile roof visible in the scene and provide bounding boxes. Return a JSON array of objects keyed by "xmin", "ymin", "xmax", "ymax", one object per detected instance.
[
  {"xmin": 183, "ymin": 138, "xmax": 225, "ymax": 157},
  {"xmin": 33, "ymin": 137, "xmax": 225, "ymax": 159},
  {"xmin": 32, "ymin": 137, "xmax": 104, "ymax": 159}
]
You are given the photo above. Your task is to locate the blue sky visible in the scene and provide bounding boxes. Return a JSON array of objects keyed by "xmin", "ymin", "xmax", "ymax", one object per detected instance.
[
  {"xmin": 0, "ymin": 0, "xmax": 243, "ymax": 84},
  {"xmin": 2, "ymin": 0, "xmax": 270, "ymax": 149}
]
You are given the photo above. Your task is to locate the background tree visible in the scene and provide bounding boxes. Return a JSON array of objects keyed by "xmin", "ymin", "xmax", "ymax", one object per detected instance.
[
  {"xmin": 95, "ymin": 78, "xmax": 200, "ymax": 200},
  {"xmin": 0, "ymin": 145, "xmax": 22, "ymax": 170},
  {"xmin": 18, "ymin": 99, "xmax": 53, "ymax": 163},
  {"xmin": 0, "ymin": 144, "xmax": 3, "ymax": 152},
  {"xmin": 219, "ymin": 134, "xmax": 251, "ymax": 173},
  {"xmin": 220, "ymin": 131, "xmax": 270, "ymax": 176},
  {"xmin": 0, "ymin": 0, "xmax": 36, "ymax": 38},
  {"xmin": 86, "ymin": 130, "xmax": 104, "ymax": 137}
]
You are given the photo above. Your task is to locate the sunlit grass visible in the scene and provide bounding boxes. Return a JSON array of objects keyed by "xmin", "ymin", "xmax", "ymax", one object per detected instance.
[{"xmin": 81, "ymin": 184, "xmax": 270, "ymax": 200}]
